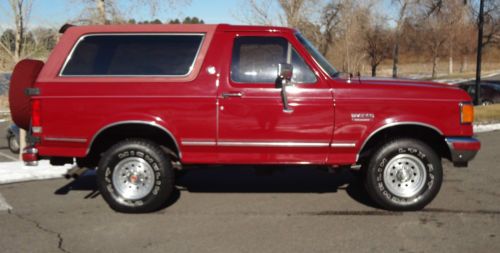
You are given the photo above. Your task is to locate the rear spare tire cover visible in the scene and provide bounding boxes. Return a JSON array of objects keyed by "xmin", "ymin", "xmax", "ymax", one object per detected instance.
[{"xmin": 8, "ymin": 59, "xmax": 44, "ymax": 130}]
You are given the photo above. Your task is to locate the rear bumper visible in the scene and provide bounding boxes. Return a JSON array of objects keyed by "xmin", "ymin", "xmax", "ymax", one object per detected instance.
[{"xmin": 445, "ymin": 137, "xmax": 481, "ymax": 167}]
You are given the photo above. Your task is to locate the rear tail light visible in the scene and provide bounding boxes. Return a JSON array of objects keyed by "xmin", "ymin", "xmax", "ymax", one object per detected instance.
[
  {"xmin": 31, "ymin": 99, "xmax": 42, "ymax": 134},
  {"xmin": 460, "ymin": 103, "xmax": 474, "ymax": 124}
]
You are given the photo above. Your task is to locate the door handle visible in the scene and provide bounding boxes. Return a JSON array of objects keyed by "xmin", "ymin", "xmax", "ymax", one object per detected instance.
[{"xmin": 222, "ymin": 92, "xmax": 244, "ymax": 98}]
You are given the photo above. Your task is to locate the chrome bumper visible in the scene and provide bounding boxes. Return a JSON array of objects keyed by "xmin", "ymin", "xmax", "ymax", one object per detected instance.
[{"xmin": 445, "ymin": 137, "xmax": 481, "ymax": 167}]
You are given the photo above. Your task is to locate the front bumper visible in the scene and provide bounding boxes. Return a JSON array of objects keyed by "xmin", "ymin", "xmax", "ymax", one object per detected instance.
[{"xmin": 445, "ymin": 137, "xmax": 481, "ymax": 167}]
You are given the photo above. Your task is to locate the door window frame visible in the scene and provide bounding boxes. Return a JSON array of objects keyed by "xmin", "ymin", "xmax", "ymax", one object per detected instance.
[{"xmin": 227, "ymin": 34, "xmax": 320, "ymax": 89}]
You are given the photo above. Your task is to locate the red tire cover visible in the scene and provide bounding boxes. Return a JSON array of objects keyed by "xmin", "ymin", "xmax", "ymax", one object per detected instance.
[{"xmin": 8, "ymin": 59, "xmax": 44, "ymax": 130}]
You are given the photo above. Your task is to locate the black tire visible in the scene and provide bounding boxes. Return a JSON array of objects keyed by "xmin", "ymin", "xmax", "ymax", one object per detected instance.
[
  {"xmin": 364, "ymin": 138, "xmax": 442, "ymax": 211},
  {"xmin": 97, "ymin": 138, "xmax": 174, "ymax": 213},
  {"xmin": 7, "ymin": 133, "xmax": 20, "ymax": 154}
]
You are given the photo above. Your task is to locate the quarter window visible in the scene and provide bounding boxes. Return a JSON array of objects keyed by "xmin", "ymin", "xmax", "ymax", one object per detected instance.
[
  {"xmin": 231, "ymin": 37, "xmax": 316, "ymax": 84},
  {"xmin": 61, "ymin": 34, "xmax": 204, "ymax": 76}
]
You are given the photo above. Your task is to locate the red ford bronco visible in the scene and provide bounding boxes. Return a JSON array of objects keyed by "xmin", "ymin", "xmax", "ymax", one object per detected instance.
[{"xmin": 9, "ymin": 24, "xmax": 480, "ymax": 213}]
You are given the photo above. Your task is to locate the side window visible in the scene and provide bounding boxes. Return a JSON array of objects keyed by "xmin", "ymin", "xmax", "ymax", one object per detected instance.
[
  {"xmin": 231, "ymin": 37, "xmax": 316, "ymax": 84},
  {"xmin": 61, "ymin": 34, "xmax": 204, "ymax": 76}
]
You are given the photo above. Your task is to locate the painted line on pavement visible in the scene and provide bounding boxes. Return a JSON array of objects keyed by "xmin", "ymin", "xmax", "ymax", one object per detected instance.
[
  {"xmin": 0, "ymin": 193, "xmax": 13, "ymax": 211},
  {"xmin": 0, "ymin": 151, "xmax": 18, "ymax": 161}
]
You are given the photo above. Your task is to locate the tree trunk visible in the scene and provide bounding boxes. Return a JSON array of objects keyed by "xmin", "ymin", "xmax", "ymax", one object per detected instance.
[
  {"xmin": 97, "ymin": 0, "xmax": 106, "ymax": 24},
  {"xmin": 448, "ymin": 46, "xmax": 453, "ymax": 75},
  {"xmin": 392, "ymin": 42, "xmax": 399, "ymax": 78},
  {"xmin": 371, "ymin": 64, "xmax": 377, "ymax": 77},
  {"xmin": 460, "ymin": 55, "xmax": 467, "ymax": 73},
  {"xmin": 432, "ymin": 54, "xmax": 438, "ymax": 79},
  {"xmin": 14, "ymin": 1, "xmax": 24, "ymax": 62}
]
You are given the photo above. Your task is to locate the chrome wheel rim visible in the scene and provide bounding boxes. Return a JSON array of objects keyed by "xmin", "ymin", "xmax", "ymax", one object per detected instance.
[
  {"xmin": 112, "ymin": 157, "xmax": 155, "ymax": 200},
  {"xmin": 9, "ymin": 136, "xmax": 19, "ymax": 151},
  {"xmin": 383, "ymin": 154, "xmax": 427, "ymax": 198}
]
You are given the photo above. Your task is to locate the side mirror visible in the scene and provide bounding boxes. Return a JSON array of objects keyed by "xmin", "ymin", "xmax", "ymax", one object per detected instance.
[
  {"xmin": 276, "ymin": 63, "xmax": 294, "ymax": 113},
  {"xmin": 278, "ymin": 63, "xmax": 293, "ymax": 81},
  {"xmin": 275, "ymin": 63, "xmax": 293, "ymax": 89}
]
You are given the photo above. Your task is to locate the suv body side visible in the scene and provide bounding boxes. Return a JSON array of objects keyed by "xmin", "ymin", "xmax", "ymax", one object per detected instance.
[{"xmin": 32, "ymin": 24, "xmax": 475, "ymax": 167}]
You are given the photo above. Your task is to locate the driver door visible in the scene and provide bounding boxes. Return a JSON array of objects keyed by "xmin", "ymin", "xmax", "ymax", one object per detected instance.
[{"xmin": 216, "ymin": 33, "xmax": 334, "ymax": 164}]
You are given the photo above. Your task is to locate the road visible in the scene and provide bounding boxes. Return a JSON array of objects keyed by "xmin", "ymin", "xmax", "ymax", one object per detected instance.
[{"xmin": 0, "ymin": 126, "xmax": 499, "ymax": 252}]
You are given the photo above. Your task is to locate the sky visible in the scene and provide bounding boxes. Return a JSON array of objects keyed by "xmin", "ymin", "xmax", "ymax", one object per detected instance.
[
  {"xmin": 0, "ymin": 0, "xmax": 244, "ymax": 29},
  {"xmin": 0, "ymin": 0, "xmax": 397, "ymax": 30}
]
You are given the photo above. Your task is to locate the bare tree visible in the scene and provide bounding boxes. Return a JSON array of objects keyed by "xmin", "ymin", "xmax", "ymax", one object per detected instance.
[
  {"xmin": 0, "ymin": 0, "xmax": 34, "ymax": 63},
  {"xmin": 317, "ymin": 1, "xmax": 343, "ymax": 56},
  {"xmin": 364, "ymin": 23, "xmax": 392, "ymax": 77},
  {"xmin": 390, "ymin": 0, "xmax": 422, "ymax": 78},
  {"xmin": 479, "ymin": 0, "xmax": 500, "ymax": 47},
  {"xmin": 73, "ymin": 0, "xmax": 192, "ymax": 25}
]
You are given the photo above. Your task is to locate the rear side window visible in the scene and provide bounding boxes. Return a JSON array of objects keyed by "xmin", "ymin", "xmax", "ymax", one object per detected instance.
[{"xmin": 61, "ymin": 34, "xmax": 204, "ymax": 76}]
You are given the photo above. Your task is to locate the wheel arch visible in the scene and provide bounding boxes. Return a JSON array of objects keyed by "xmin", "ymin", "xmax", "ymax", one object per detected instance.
[
  {"xmin": 357, "ymin": 122, "xmax": 450, "ymax": 163},
  {"xmin": 85, "ymin": 121, "xmax": 181, "ymax": 164}
]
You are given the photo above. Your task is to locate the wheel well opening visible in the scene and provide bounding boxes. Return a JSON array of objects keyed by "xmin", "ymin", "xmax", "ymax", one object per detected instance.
[
  {"xmin": 81, "ymin": 124, "xmax": 179, "ymax": 168},
  {"xmin": 358, "ymin": 125, "xmax": 450, "ymax": 163}
]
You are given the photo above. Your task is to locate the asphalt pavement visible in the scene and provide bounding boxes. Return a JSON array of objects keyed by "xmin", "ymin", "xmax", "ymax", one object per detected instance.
[{"xmin": 0, "ymin": 125, "xmax": 499, "ymax": 253}]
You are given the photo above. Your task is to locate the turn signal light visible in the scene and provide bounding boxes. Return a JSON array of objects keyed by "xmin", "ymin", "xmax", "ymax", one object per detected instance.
[{"xmin": 460, "ymin": 103, "xmax": 474, "ymax": 124}]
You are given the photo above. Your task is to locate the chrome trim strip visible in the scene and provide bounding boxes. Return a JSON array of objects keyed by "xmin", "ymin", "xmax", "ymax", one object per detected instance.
[
  {"xmin": 356, "ymin": 122, "xmax": 443, "ymax": 162},
  {"xmin": 330, "ymin": 142, "xmax": 356, "ymax": 148},
  {"xmin": 218, "ymin": 141, "xmax": 329, "ymax": 148},
  {"xmin": 182, "ymin": 140, "xmax": 216, "ymax": 146},
  {"xmin": 44, "ymin": 137, "xmax": 87, "ymax": 143},
  {"xmin": 59, "ymin": 33, "xmax": 205, "ymax": 77},
  {"xmin": 445, "ymin": 137, "xmax": 479, "ymax": 143},
  {"xmin": 86, "ymin": 121, "xmax": 181, "ymax": 159}
]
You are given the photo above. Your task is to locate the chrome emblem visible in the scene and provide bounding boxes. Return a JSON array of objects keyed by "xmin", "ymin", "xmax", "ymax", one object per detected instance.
[{"xmin": 351, "ymin": 113, "xmax": 375, "ymax": 122}]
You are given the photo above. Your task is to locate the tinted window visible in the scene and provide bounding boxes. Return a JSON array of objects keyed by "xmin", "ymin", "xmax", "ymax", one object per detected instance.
[
  {"xmin": 62, "ymin": 34, "xmax": 204, "ymax": 76},
  {"xmin": 231, "ymin": 37, "xmax": 316, "ymax": 84}
]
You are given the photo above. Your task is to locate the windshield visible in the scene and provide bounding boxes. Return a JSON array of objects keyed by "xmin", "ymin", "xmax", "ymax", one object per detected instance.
[{"xmin": 295, "ymin": 33, "xmax": 338, "ymax": 78}]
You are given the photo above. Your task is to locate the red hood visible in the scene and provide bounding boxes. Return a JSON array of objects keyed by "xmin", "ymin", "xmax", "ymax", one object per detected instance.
[{"xmin": 333, "ymin": 75, "xmax": 471, "ymax": 102}]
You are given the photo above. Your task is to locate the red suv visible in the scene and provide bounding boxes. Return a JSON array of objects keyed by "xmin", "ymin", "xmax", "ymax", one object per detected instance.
[{"xmin": 9, "ymin": 24, "xmax": 480, "ymax": 213}]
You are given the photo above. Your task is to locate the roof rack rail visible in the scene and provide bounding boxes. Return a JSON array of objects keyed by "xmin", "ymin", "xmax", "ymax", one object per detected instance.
[{"xmin": 59, "ymin": 24, "xmax": 75, "ymax": 34}]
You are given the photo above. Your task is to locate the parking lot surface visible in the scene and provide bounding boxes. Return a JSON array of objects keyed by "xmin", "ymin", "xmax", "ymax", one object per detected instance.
[{"xmin": 0, "ymin": 125, "xmax": 499, "ymax": 253}]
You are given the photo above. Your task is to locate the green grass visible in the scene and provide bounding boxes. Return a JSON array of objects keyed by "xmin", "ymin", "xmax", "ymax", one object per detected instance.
[{"xmin": 475, "ymin": 104, "xmax": 500, "ymax": 124}]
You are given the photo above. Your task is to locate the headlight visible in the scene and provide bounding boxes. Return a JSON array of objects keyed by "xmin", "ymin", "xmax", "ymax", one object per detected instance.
[{"xmin": 460, "ymin": 103, "xmax": 474, "ymax": 124}]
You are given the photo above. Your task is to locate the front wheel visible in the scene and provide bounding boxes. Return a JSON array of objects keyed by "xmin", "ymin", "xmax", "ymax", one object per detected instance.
[
  {"xmin": 97, "ymin": 139, "xmax": 174, "ymax": 213},
  {"xmin": 364, "ymin": 139, "xmax": 443, "ymax": 211}
]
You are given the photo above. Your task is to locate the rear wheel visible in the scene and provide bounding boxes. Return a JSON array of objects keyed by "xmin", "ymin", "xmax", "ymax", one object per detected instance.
[
  {"xmin": 97, "ymin": 138, "xmax": 174, "ymax": 213},
  {"xmin": 364, "ymin": 139, "xmax": 442, "ymax": 211}
]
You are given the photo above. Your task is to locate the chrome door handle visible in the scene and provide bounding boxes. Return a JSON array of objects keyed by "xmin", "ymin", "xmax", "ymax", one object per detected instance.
[{"xmin": 222, "ymin": 92, "xmax": 244, "ymax": 98}]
